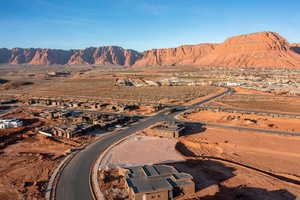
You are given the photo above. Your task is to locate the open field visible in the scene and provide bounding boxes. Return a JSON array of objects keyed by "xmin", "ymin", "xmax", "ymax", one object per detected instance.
[
  {"xmin": 175, "ymin": 126, "xmax": 300, "ymax": 199},
  {"xmin": 98, "ymin": 126, "xmax": 300, "ymax": 200},
  {"xmin": 17, "ymin": 79, "xmax": 217, "ymax": 104},
  {"xmin": 100, "ymin": 135, "xmax": 184, "ymax": 169},
  {"xmin": 179, "ymin": 126, "xmax": 300, "ymax": 175},
  {"xmin": 0, "ymin": 65, "xmax": 219, "ymax": 104},
  {"xmin": 207, "ymin": 94, "xmax": 300, "ymax": 114},
  {"xmin": 2, "ymin": 65, "xmax": 300, "ymax": 200},
  {"xmin": 183, "ymin": 110, "xmax": 300, "ymax": 133}
]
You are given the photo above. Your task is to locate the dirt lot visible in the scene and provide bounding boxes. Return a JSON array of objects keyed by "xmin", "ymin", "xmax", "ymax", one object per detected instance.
[
  {"xmin": 183, "ymin": 110, "xmax": 300, "ymax": 133},
  {"xmin": 97, "ymin": 126, "xmax": 300, "ymax": 200},
  {"xmin": 0, "ymin": 65, "xmax": 218, "ymax": 104},
  {"xmin": 207, "ymin": 94, "xmax": 300, "ymax": 114},
  {"xmin": 184, "ymin": 87, "xmax": 227, "ymax": 106},
  {"xmin": 0, "ymin": 108, "xmax": 95, "ymax": 200},
  {"xmin": 233, "ymin": 86, "xmax": 273, "ymax": 95},
  {"xmin": 6, "ymin": 78, "xmax": 217, "ymax": 104},
  {"xmin": 174, "ymin": 126, "xmax": 300, "ymax": 199},
  {"xmin": 100, "ymin": 135, "xmax": 184, "ymax": 169}
]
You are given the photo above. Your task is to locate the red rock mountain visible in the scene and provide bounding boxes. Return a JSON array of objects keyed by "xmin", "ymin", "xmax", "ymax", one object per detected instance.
[
  {"xmin": 196, "ymin": 32, "xmax": 300, "ymax": 68},
  {"xmin": 134, "ymin": 32, "xmax": 300, "ymax": 68},
  {"xmin": 0, "ymin": 32, "xmax": 300, "ymax": 68},
  {"xmin": 68, "ymin": 46, "xmax": 140, "ymax": 66},
  {"xmin": 134, "ymin": 44, "xmax": 217, "ymax": 67},
  {"xmin": 0, "ymin": 46, "xmax": 141, "ymax": 66}
]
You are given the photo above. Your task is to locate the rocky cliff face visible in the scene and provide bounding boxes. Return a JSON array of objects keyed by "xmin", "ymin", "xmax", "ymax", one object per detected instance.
[
  {"xmin": 0, "ymin": 46, "xmax": 141, "ymax": 66},
  {"xmin": 0, "ymin": 32, "xmax": 299, "ymax": 68},
  {"xmin": 134, "ymin": 32, "xmax": 300, "ymax": 68},
  {"xmin": 0, "ymin": 48, "xmax": 11, "ymax": 64},
  {"xmin": 196, "ymin": 32, "xmax": 300, "ymax": 68},
  {"xmin": 10, "ymin": 48, "xmax": 36, "ymax": 64},
  {"xmin": 68, "ymin": 46, "xmax": 142, "ymax": 66},
  {"xmin": 134, "ymin": 44, "xmax": 216, "ymax": 66}
]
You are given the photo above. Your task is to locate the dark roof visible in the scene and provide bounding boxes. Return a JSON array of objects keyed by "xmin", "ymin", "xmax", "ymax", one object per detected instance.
[
  {"xmin": 153, "ymin": 165, "xmax": 177, "ymax": 176},
  {"xmin": 125, "ymin": 165, "xmax": 177, "ymax": 178},
  {"xmin": 124, "ymin": 165, "xmax": 194, "ymax": 194},
  {"xmin": 126, "ymin": 177, "xmax": 172, "ymax": 193}
]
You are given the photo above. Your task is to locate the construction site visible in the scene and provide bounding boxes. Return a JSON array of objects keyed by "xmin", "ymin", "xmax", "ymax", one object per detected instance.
[{"xmin": 1, "ymin": 65, "xmax": 300, "ymax": 200}]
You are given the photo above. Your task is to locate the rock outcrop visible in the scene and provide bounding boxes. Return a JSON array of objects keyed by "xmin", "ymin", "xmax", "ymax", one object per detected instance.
[
  {"xmin": 68, "ymin": 46, "xmax": 141, "ymax": 66},
  {"xmin": 0, "ymin": 32, "xmax": 299, "ymax": 68},
  {"xmin": 134, "ymin": 44, "xmax": 216, "ymax": 67},
  {"xmin": 0, "ymin": 48, "xmax": 11, "ymax": 64},
  {"xmin": 196, "ymin": 32, "xmax": 300, "ymax": 68},
  {"xmin": 0, "ymin": 46, "xmax": 141, "ymax": 66},
  {"xmin": 134, "ymin": 32, "xmax": 300, "ymax": 68}
]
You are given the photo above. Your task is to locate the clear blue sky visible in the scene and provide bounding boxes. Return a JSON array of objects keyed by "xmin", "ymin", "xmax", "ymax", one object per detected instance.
[{"xmin": 1, "ymin": 0, "xmax": 299, "ymax": 51}]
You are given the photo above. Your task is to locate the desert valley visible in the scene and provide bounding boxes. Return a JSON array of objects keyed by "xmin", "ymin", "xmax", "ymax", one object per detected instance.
[{"xmin": 1, "ymin": 31, "xmax": 300, "ymax": 200}]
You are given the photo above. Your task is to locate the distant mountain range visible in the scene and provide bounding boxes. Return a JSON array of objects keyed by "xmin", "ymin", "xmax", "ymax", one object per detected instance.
[{"xmin": 1, "ymin": 31, "xmax": 300, "ymax": 68}]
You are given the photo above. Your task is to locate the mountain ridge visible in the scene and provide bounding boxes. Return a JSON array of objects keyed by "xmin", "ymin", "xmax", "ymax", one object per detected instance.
[
  {"xmin": 0, "ymin": 46, "xmax": 141, "ymax": 66},
  {"xmin": 1, "ymin": 31, "xmax": 299, "ymax": 68}
]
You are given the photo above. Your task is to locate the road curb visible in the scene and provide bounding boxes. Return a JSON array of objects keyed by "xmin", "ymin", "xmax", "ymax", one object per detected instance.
[
  {"xmin": 89, "ymin": 88, "xmax": 235, "ymax": 200},
  {"xmin": 90, "ymin": 133, "xmax": 138, "ymax": 200},
  {"xmin": 45, "ymin": 150, "xmax": 79, "ymax": 200},
  {"xmin": 45, "ymin": 138, "xmax": 100, "ymax": 200}
]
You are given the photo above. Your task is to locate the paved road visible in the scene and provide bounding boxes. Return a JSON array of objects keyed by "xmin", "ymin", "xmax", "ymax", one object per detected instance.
[
  {"xmin": 54, "ymin": 87, "xmax": 233, "ymax": 200},
  {"xmin": 54, "ymin": 85, "xmax": 300, "ymax": 199},
  {"xmin": 55, "ymin": 112, "xmax": 170, "ymax": 200}
]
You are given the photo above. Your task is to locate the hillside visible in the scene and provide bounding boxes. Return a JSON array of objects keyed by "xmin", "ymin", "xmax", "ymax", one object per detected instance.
[
  {"xmin": 196, "ymin": 32, "xmax": 300, "ymax": 68},
  {"xmin": 0, "ymin": 32, "xmax": 299, "ymax": 68},
  {"xmin": 135, "ymin": 32, "xmax": 300, "ymax": 68},
  {"xmin": 134, "ymin": 44, "xmax": 217, "ymax": 67},
  {"xmin": 0, "ymin": 46, "xmax": 142, "ymax": 66}
]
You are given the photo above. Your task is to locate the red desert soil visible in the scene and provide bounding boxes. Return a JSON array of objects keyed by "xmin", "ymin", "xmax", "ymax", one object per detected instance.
[
  {"xmin": 184, "ymin": 87, "xmax": 227, "ymax": 105},
  {"xmin": 0, "ymin": 109, "xmax": 94, "ymax": 200},
  {"xmin": 176, "ymin": 127, "xmax": 300, "ymax": 199},
  {"xmin": 205, "ymin": 94, "xmax": 300, "ymax": 114},
  {"xmin": 0, "ymin": 136, "xmax": 70, "ymax": 200},
  {"xmin": 183, "ymin": 111, "xmax": 300, "ymax": 133},
  {"xmin": 232, "ymin": 86, "xmax": 273, "ymax": 95}
]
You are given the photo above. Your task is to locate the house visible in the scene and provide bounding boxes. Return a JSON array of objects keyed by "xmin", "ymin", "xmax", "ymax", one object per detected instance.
[
  {"xmin": 150, "ymin": 121, "xmax": 185, "ymax": 138},
  {"xmin": 123, "ymin": 165, "xmax": 195, "ymax": 200},
  {"xmin": 0, "ymin": 118, "xmax": 23, "ymax": 129}
]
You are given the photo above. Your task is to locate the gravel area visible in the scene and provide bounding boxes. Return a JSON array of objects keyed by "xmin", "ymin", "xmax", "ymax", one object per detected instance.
[{"xmin": 100, "ymin": 135, "xmax": 184, "ymax": 168}]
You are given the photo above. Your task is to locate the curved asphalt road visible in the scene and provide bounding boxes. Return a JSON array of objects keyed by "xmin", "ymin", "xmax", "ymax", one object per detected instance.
[
  {"xmin": 55, "ymin": 112, "xmax": 169, "ymax": 200},
  {"xmin": 55, "ymin": 87, "xmax": 233, "ymax": 200}
]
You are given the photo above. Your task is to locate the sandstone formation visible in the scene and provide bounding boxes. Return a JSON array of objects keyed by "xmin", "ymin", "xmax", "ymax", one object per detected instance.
[
  {"xmin": 0, "ymin": 32, "xmax": 300, "ymax": 68},
  {"xmin": 0, "ymin": 48, "xmax": 11, "ymax": 64},
  {"xmin": 134, "ymin": 32, "xmax": 300, "ymax": 68},
  {"xmin": 134, "ymin": 44, "xmax": 216, "ymax": 67},
  {"xmin": 196, "ymin": 32, "xmax": 300, "ymax": 68},
  {"xmin": 68, "ymin": 46, "xmax": 141, "ymax": 66},
  {"xmin": 0, "ymin": 46, "xmax": 141, "ymax": 66}
]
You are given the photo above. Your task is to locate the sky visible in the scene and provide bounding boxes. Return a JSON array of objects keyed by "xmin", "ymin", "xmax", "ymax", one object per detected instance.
[{"xmin": 0, "ymin": 0, "xmax": 299, "ymax": 51}]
